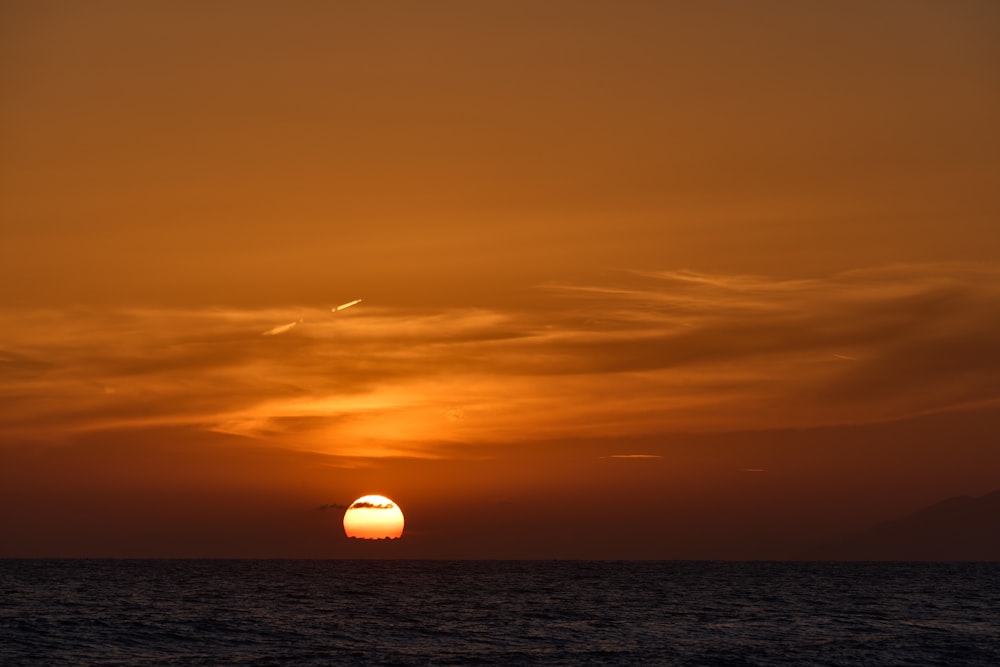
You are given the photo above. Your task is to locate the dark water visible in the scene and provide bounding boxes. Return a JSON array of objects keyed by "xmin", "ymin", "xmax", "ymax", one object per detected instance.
[{"xmin": 1, "ymin": 560, "xmax": 998, "ymax": 666}]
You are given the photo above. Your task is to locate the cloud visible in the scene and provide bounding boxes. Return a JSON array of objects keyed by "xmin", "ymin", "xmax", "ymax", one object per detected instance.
[
  {"xmin": 603, "ymin": 454, "xmax": 663, "ymax": 459},
  {"xmin": 0, "ymin": 349, "xmax": 51, "ymax": 377},
  {"xmin": 318, "ymin": 501, "xmax": 398, "ymax": 511},
  {"xmin": 348, "ymin": 501, "xmax": 395, "ymax": 510},
  {"xmin": 317, "ymin": 503, "xmax": 349, "ymax": 511},
  {"xmin": 1, "ymin": 263, "xmax": 999, "ymax": 457}
]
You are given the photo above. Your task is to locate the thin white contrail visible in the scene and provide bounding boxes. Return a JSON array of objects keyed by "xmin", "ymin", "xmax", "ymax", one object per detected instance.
[
  {"xmin": 333, "ymin": 299, "xmax": 362, "ymax": 312},
  {"xmin": 262, "ymin": 320, "xmax": 300, "ymax": 336}
]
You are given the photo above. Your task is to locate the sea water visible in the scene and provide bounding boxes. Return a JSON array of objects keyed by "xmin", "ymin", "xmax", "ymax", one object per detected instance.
[{"xmin": 1, "ymin": 560, "xmax": 998, "ymax": 665}]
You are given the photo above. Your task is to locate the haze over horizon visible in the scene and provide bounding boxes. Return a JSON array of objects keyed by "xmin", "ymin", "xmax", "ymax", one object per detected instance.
[{"xmin": 2, "ymin": 1, "xmax": 998, "ymax": 559}]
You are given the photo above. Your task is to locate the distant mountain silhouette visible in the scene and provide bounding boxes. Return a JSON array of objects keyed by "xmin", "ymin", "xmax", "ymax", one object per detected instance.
[{"xmin": 805, "ymin": 490, "xmax": 1000, "ymax": 561}]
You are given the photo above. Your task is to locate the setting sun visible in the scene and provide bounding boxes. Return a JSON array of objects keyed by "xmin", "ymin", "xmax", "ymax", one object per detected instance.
[{"xmin": 343, "ymin": 495, "xmax": 405, "ymax": 540}]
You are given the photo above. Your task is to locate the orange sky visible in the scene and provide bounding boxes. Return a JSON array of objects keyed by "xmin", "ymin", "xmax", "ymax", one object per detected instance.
[{"xmin": 1, "ymin": 1, "xmax": 999, "ymax": 558}]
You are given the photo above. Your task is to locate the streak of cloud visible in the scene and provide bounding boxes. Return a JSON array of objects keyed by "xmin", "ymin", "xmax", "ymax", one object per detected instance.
[
  {"xmin": 349, "ymin": 501, "xmax": 395, "ymax": 510},
  {"xmin": 603, "ymin": 454, "xmax": 663, "ymax": 459},
  {"xmin": 317, "ymin": 503, "xmax": 350, "ymax": 511}
]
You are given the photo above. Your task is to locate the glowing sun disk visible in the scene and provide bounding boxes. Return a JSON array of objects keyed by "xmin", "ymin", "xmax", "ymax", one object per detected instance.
[{"xmin": 343, "ymin": 494, "xmax": 405, "ymax": 540}]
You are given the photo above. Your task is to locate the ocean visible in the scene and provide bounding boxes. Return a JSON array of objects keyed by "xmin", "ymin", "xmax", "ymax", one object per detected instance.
[{"xmin": 1, "ymin": 560, "xmax": 998, "ymax": 665}]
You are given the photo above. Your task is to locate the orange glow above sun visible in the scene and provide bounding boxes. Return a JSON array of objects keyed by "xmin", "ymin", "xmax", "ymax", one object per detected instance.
[{"xmin": 343, "ymin": 495, "xmax": 405, "ymax": 540}]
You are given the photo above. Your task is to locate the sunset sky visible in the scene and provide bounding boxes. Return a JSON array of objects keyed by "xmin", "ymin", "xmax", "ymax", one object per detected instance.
[{"xmin": 2, "ymin": 1, "xmax": 998, "ymax": 558}]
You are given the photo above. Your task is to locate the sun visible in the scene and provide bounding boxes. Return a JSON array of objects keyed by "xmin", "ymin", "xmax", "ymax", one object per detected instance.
[{"xmin": 343, "ymin": 495, "xmax": 405, "ymax": 540}]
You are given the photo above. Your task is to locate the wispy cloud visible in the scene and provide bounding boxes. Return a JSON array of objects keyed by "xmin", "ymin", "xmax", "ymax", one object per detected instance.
[
  {"xmin": 2, "ymin": 263, "xmax": 998, "ymax": 458},
  {"xmin": 316, "ymin": 503, "xmax": 349, "ymax": 511},
  {"xmin": 603, "ymin": 454, "xmax": 663, "ymax": 459}
]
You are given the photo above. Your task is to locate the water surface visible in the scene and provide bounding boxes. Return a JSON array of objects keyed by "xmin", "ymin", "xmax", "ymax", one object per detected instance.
[{"xmin": 2, "ymin": 560, "xmax": 997, "ymax": 665}]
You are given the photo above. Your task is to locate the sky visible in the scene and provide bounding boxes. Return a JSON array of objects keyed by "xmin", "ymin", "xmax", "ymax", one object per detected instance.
[{"xmin": 1, "ymin": 1, "xmax": 999, "ymax": 559}]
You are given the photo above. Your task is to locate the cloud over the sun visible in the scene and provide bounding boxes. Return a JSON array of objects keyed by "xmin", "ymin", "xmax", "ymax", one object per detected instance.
[{"xmin": 349, "ymin": 501, "xmax": 396, "ymax": 510}]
